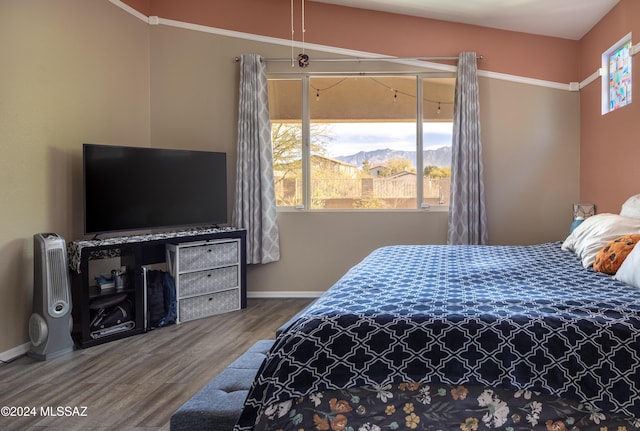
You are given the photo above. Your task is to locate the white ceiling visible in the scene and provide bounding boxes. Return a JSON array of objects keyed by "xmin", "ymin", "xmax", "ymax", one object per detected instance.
[{"xmin": 313, "ymin": 0, "xmax": 620, "ymax": 40}]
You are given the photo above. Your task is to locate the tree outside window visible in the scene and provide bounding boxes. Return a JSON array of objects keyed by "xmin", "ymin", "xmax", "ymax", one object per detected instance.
[{"xmin": 269, "ymin": 75, "xmax": 455, "ymax": 209}]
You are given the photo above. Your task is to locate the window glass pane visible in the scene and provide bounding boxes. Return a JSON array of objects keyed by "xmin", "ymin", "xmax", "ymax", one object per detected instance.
[
  {"xmin": 422, "ymin": 77, "xmax": 454, "ymax": 207},
  {"xmin": 608, "ymin": 40, "xmax": 632, "ymax": 112},
  {"xmin": 269, "ymin": 79, "xmax": 303, "ymax": 207},
  {"xmin": 269, "ymin": 74, "xmax": 455, "ymax": 210},
  {"xmin": 309, "ymin": 76, "xmax": 417, "ymax": 209}
]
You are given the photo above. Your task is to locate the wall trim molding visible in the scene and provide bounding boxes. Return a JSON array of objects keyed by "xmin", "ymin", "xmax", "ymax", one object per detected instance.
[
  {"xmin": 476, "ymin": 69, "xmax": 570, "ymax": 91},
  {"xmin": 248, "ymin": 291, "xmax": 323, "ymax": 299},
  {"xmin": 0, "ymin": 342, "xmax": 30, "ymax": 363},
  {"xmin": 109, "ymin": 0, "xmax": 572, "ymax": 91},
  {"xmin": 108, "ymin": 0, "xmax": 148, "ymax": 22},
  {"xmin": 0, "ymin": 293, "xmax": 320, "ymax": 357},
  {"xmin": 580, "ymin": 68, "xmax": 603, "ymax": 89}
]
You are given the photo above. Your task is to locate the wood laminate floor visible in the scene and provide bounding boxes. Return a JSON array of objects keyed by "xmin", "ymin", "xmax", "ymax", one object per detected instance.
[{"xmin": 0, "ymin": 298, "xmax": 313, "ymax": 431}]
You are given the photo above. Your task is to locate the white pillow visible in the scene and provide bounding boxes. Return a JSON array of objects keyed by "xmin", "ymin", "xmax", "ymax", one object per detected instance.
[
  {"xmin": 561, "ymin": 213, "xmax": 640, "ymax": 268},
  {"xmin": 614, "ymin": 244, "xmax": 640, "ymax": 287},
  {"xmin": 620, "ymin": 194, "xmax": 640, "ymax": 219}
]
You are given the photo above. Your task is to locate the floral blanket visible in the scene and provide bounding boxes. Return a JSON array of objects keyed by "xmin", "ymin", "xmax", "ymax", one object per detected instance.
[{"xmin": 253, "ymin": 383, "xmax": 640, "ymax": 431}]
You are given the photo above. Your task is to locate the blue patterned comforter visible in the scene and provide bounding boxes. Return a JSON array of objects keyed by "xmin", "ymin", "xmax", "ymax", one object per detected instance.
[{"xmin": 236, "ymin": 242, "xmax": 640, "ymax": 430}]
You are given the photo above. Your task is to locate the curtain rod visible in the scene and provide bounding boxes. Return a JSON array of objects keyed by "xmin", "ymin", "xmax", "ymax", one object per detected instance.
[{"xmin": 234, "ymin": 55, "xmax": 483, "ymax": 63}]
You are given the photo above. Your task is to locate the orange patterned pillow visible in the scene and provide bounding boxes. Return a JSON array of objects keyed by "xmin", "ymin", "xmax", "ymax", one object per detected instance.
[{"xmin": 593, "ymin": 234, "xmax": 640, "ymax": 274}]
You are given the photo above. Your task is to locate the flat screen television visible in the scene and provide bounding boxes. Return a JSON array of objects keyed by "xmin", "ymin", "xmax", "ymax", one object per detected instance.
[{"xmin": 83, "ymin": 144, "xmax": 227, "ymax": 235}]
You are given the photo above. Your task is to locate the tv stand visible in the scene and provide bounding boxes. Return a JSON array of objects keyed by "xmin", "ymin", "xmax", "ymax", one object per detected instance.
[{"xmin": 68, "ymin": 227, "xmax": 246, "ymax": 348}]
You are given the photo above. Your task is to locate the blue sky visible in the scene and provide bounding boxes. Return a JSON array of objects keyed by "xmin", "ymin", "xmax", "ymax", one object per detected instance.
[{"xmin": 325, "ymin": 122, "xmax": 453, "ymax": 156}]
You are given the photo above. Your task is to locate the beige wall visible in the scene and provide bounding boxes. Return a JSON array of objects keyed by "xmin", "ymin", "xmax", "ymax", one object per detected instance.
[
  {"xmin": 480, "ymin": 78, "xmax": 580, "ymax": 245},
  {"xmin": 149, "ymin": 25, "xmax": 580, "ymax": 295},
  {"xmin": 248, "ymin": 211, "xmax": 449, "ymax": 294},
  {"xmin": 140, "ymin": 0, "xmax": 638, "ymax": 219},
  {"xmin": 252, "ymin": 79, "xmax": 579, "ymax": 294},
  {"xmin": 0, "ymin": 0, "xmax": 150, "ymax": 353},
  {"xmin": 143, "ymin": 0, "xmax": 581, "ymax": 297},
  {"xmin": 0, "ymin": 0, "xmax": 581, "ymax": 354}
]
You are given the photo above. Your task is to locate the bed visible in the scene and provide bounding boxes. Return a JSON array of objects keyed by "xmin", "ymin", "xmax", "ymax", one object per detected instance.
[{"xmin": 235, "ymin": 207, "xmax": 640, "ymax": 431}]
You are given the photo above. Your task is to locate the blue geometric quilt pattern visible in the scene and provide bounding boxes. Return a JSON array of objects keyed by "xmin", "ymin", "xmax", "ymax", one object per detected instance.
[{"xmin": 235, "ymin": 242, "xmax": 640, "ymax": 430}]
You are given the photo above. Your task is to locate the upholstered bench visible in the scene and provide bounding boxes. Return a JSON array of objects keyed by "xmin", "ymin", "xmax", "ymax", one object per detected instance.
[{"xmin": 170, "ymin": 339, "xmax": 275, "ymax": 431}]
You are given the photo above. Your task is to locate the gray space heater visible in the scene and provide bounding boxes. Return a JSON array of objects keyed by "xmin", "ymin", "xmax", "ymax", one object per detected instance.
[{"xmin": 28, "ymin": 233, "xmax": 74, "ymax": 360}]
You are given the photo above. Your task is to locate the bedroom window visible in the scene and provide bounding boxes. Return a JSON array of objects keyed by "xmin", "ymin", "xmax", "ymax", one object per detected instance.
[
  {"xmin": 269, "ymin": 74, "xmax": 455, "ymax": 210},
  {"xmin": 602, "ymin": 33, "xmax": 632, "ymax": 114}
]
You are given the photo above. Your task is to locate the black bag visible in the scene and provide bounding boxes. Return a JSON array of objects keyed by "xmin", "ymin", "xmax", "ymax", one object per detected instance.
[
  {"xmin": 90, "ymin": 296, "xmax": 133, "ymax": 331},
  {"xmin": 146, "ymin": 270, "xmax": 177, "ymax": 328}
]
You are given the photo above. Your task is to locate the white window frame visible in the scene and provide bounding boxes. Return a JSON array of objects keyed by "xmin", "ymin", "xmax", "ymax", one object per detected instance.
[
  {"xmin": 269, "ymin": 72, "xmax": 455, "ymax": 211},
  {"xmin": 601, "ymin": 32, "xmax": 632, "ymax": 115}
]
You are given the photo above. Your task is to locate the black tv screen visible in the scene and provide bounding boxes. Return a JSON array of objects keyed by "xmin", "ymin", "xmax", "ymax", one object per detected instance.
[{"xmin": 83, "ymin": 144, "xmax": 227, "ymax": 235}]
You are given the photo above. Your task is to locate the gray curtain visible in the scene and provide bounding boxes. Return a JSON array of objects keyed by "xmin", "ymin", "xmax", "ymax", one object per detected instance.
[
  {"xmin": 232, "ymin": 54, "xmax": 280, "ymax": 264},
  {"xmin": 447, "ymin": 52, "xmax": 488, "ymax": 245}
]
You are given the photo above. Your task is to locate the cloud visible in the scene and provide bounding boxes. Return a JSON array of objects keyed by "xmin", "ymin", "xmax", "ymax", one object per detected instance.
[{"xmin": 325, "ymin": 122, "xmax": 452, "ymax": 156}]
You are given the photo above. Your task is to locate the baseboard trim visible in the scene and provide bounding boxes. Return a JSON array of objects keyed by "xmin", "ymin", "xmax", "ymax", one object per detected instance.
[
  {"xmin": 248, "ymin": 291, "xmax": 323, "ymax": 299},
  {"xmin": 1, "ymin": 295, "xmax": 318, "ymax": 359},
  {"xmin": 0, "ymin": 342, "xmax": 30, "ymax": 363}
]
